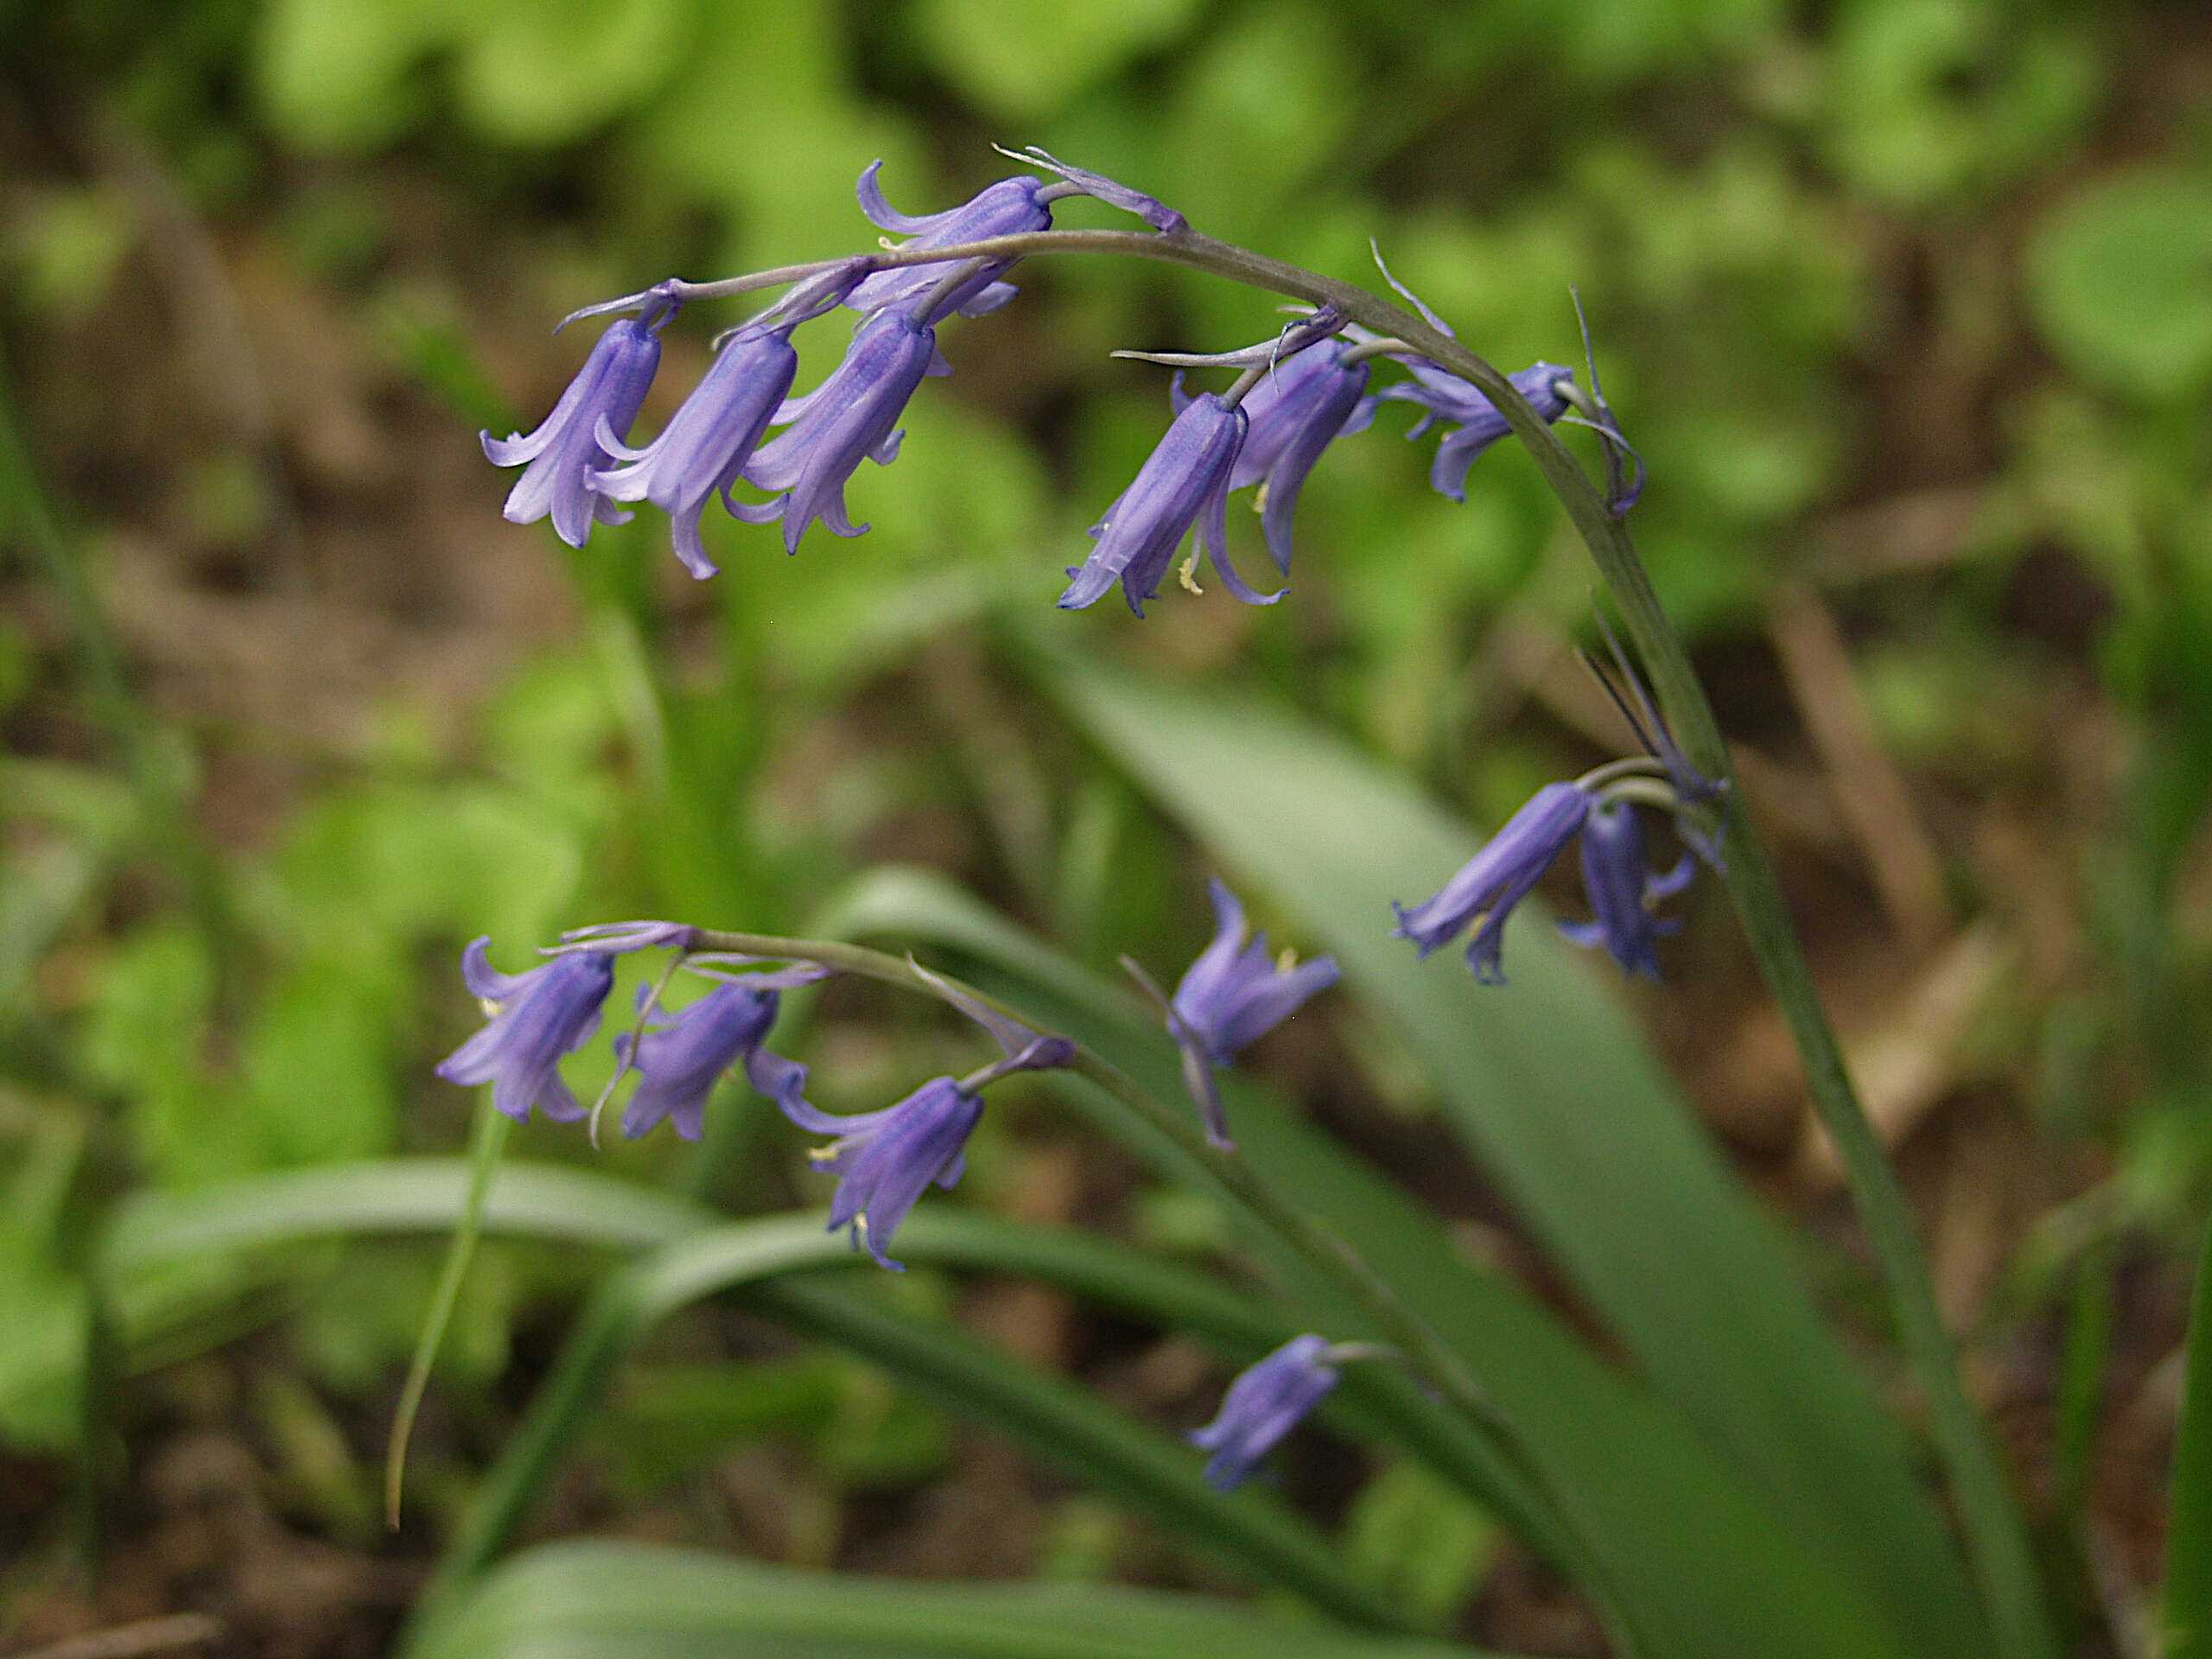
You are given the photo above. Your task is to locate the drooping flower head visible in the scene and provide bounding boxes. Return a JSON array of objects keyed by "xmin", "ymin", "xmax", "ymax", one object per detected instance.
[
  {"xmin": 1226, "ymin": 338, "xmax": 1376, "ymax": 575},
  {"xmin": 591, "ymin": 263, "xmax": 866, "ymax": 579},
  {"xmin": 1392, "ymin": 780, "xmax": 1592, "ymax": 984},
  {"xmin": 742, "ymin": 305, "xmax": 950, "ymax": 554},
  {"xmin": 482, "ymin": 289, "xmax": 676, "ymax": 548},
  {"xmin": 842, "ymin": 164, "xmax": 1052, "ymax": 322},
  {"xmin": 780, "ymin": 1076, "xmax": 981, "ymax": 1270},
  {"xmin": 612, "ymin": 981, "xmax": 812, "ymax": 1141},
  {"xmin": 1166, "ymin": 880, "xmax": 1340, "ymax": 1147},
  {"xmin": 1060, "ymin": 391, "xmax": 1278, "ymax": 615},
  {"xmin": 1559, "ymin": 800, "xmax": 1694, "ymax": 982},
  {"xmin": 1190, "ymin": 1334, "xmax": 1340, "ymax": 1491},
  {"xmin": 436, "ymin": 938, "xmax": 615, "ymax": 1125},
  {"xmin": 1378, "ymin": 359, "xmax": 1577, "ymax": 503},
  {"xmin": 842, "ymin": 152, "xmax": 1183, "ymax": 324},
  {"xmin": 774, "ymin": 966, "xmax": 1074, "ymax": 1269}
]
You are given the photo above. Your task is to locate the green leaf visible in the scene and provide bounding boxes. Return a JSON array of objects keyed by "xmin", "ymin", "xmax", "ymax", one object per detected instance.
[
  {"xmin": 101, "ymin": 1158, "xmax": 705, "ymax": 1292},
  {"xmin": 753, "ymin": 1273, "xmax": 1411, "ymax": 1631},
  {"xmin": 408, "ymin": 1539, "xmax": 1497, "ymax": 1659},
  {"xmin": 819, "ymin": 867, "xmax": 1921, "ymax": 1659},
  {"xmin": 452, "ymin": 0, "xmax": 687, "ymax": 147},
  {"xmin": 428, "ymin": 1211, "xmax": 1408, "ymax": 1634},
  {"xmin": 2028, "ymin": 168, "xmax": 2212, "ymax": 404}
]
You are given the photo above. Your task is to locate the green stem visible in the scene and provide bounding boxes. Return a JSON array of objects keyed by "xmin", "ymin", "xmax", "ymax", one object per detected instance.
[
  {"xmin": 682, "ymin": 929, "xmax": 1651, "ymax": 1657},
  {"xmin": 385, "ymin": 1096, "xmax": 511, "ymax": 1528}
]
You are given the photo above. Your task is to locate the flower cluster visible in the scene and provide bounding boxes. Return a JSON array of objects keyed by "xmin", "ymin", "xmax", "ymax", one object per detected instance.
[
  {"xmin": 433, "ymin": 928, "xmax": 1088, "ymax": 1272},
  {"xmin": 483, "ymin": 154, "xmax": 1595, "ymax": 614}
]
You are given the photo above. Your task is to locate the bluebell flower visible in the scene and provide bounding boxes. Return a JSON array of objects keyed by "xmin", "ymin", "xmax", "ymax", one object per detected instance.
[
  {"xmin": 772, "ymin": 964, "xmax": 1072, "ymax": 1268},
  {"xmin": 483, "ymin": 302, "xmax": 672, "ymax": 548},
  {"xmin": 778, "ymin": 1077, "xmax": 982, "ymax": 1270},
  {"xmin": 1168, "ymin": 880, "xmax": 1340, "ymax": 1147},
  {"xmin": 1221, "ymin": 340, "xmax": 1375, "ymax": 575},
  {"xmin": 436, "ymin": 938, "xmax": 615, "ymax": 1124},
  {"xmin": 1379, "ymin": 359, "xmax": 1575, "ymax": 503},
  {"xmin": 842, "ymin": 153, "xmax": 1183, "ymax": 324},
  {"xmin": 1393, "ymin": 781, "xmax": 1591, "ymax": 984},
  {"xmin": 592, "ymin": 264, "xmax": 863, "ymax": 579},
  {"xmin": 1061, "ymin": 391, "xmax": 1281, "ymax": 616},
  {"xmin": 612, "ymin": 982, "xmax": 811, "ymax": 1141},
  {"xmin": 1559, "ymin": 800, "xmax": 1694, "ymax": 982},
  {"xmin": 1190, "ymin": 1334, "xmax": 1339, "ymax": 1491},
  {"xmin": 842, "ymin": 163, "xmax": 1052, "ymax": 321},
  {"xmin": 742, "ymin": 307, "xmax": 950, "ymax": 554}
]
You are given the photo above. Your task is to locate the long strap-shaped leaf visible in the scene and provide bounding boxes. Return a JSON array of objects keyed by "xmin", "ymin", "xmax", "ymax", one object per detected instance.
[
  {"xmin": 418, "ymin": 1210, "xmax": 1406, "ymax": 1631},
  {"xmin": 102, "ymin": 1160, "xmax": 706, "ymax": 1281},
  {"xmin": 1025, "ymin": 640, "xmax": 1988, "ymax": 1659},
  {"xmin": 94, "ymin": 1171, "xmax": 1408, "ymax": 1632},
  {"xmin": 409, "ymin": 1538, "xmax": 1496, "ymax": 1659},
  {"xmin": 820, "ymin": 867, "xmax": 1915, "ymax": 1659}
]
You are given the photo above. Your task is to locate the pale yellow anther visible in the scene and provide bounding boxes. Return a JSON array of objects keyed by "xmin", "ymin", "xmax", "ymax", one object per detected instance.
[
  {"xmin": 1252, "ymin": 480, "xmax": 1271, "ymax": 514},
  {"xmin": 477, "ymin": 998, "xmax": 504, "ymax": 1019},
  {"xmin": 1179, "ymin": 554, "xmax": 1205, "ymax": 594},
  {"xmin": 1276, "ymin": 947, "xmax": 1298, "ymax": 974}
]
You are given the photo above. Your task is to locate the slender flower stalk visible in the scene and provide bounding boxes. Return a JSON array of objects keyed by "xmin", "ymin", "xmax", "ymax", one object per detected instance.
[{"xmin": 655, "ymin": 922, "xmax": 1651, "ymax": 1656}]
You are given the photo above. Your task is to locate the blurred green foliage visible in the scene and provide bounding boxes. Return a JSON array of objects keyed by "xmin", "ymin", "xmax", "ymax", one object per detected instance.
[{"xmin": 3, "ymin": 0, "xmax": 2210, "ymax": 1642}]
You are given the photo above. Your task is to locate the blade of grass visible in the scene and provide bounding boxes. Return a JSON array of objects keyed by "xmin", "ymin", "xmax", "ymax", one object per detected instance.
[
  {"xmin": 750, "ymin": 1272, "xmax": 1412, "ymax": 1630},
  {"xmin": 100, "ymin": 1159, "xmax": 706, "ymax": 1285}
]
